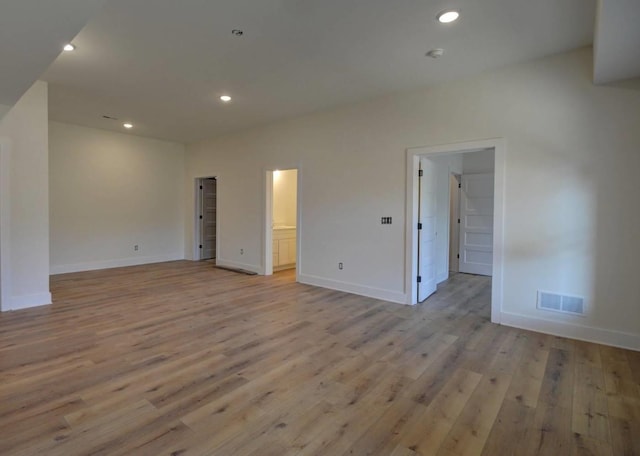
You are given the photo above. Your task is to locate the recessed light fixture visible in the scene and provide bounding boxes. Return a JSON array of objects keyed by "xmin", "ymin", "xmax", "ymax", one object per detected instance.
[
  {"xmin": 426, "ymin": 48, "xmax": 445, "ymax": 58},
  {"xmin": 220, "ymin": 95, "xmax": 232, "ymax": 102},
  {"xmin": 231, "ymin": 29, "xmax": 244, "ymax": 36},
  {"xmin": 437, "ymin": 10, "xmax": 460, "ymax": 23},
  {"xmin": 63, "ymin": 44, "xmax": 76, "ymax": 52},
  {"xmin": 123, "ymin": 123, "xmax": 133, "ymax": 129}
]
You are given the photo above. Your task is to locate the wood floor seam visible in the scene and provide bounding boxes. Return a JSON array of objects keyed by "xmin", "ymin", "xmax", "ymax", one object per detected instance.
[{"xmin": 0, "ymin": 261, "xmax": 637, "ymax": 455}]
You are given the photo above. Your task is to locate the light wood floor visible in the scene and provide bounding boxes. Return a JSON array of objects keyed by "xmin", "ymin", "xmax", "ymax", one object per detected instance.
[{"xmin": 1, "ymin": 261, "xmax": 639, "ymax": 456}]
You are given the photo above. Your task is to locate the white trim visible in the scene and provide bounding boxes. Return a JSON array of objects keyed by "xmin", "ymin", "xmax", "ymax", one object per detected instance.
[
  {"xmin": 264, "ymin": 171, "xmax": 274, "ymax": 275},
  {"xmin": 193, "ymin": 178, "xmax": 202, "ymax": 261},
  {"xmin": 298, "ymin": 273, "xmax": 407, "ymax": 305},
  {"xmin": 500, "ymin": 311, "xmax": 640, "ymax": 352},
  {"xmin": 50, "ymin": 253, "xmax": 184, "ymax": 275},
  {"xmin": 216, "ymin": 258, "xmax": 262, "ymax": 275},
  {"xmin": 6, "ymin": 292, "xmax": 52, "ymax": 311},
  {"xmin": 405, "ymin": 138, "xmax": 506, "ymax": 325},
  {"xmin": 0, "ymin": 139, "xmax": 11, "ymax": 311}
]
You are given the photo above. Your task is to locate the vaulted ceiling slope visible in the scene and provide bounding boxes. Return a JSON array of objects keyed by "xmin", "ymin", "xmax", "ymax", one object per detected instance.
[
  {"xmin": 0, "ymin": 0, "xmax": 106, "ymax": 110},
  {"xmin": 2, "ymin": 1, "xmax": 638, "ymax": 143},
  {"xmin": 41, "ymin": 0, "xmax": 597, "ymax": 143}
]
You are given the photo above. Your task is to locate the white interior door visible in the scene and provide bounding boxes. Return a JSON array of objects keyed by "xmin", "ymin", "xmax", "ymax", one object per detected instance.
[
  {"xmin": 200, "ymin": 178, "xmax": 217, "ymax": 260},
  {"xmin": 459, "ymin": 173, "xmax": 494, "ymax": 276},
  {"xmin": 418, "ymin": 158, "xmax": 437, "ymax": 302}
]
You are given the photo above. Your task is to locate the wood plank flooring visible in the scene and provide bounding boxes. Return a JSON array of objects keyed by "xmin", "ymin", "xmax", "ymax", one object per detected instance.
[{"xmin": 0, "ymin": 260, "xmax": 638, "ymax": 455}]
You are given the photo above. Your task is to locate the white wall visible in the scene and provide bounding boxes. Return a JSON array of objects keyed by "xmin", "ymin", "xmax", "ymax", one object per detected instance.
[
  {"xmin": 273, "ymin": 169, "xmax": 297, "ymax": 227},
  {"xmin": 185, "ymin": 47, "xmax": 640, "ymax": 349},
  {"xmin": 0, "ymin": 81, "xmax": 51, "ymax": 310},
  {"xmin": 463, "ymin": 149, "xmax": 495, "ymax": 174},
  {"xmin": 49, "ymin": 122, "xmax": 185, "ymax": 273},
  {"xmin": 0, "ymin": 104, "xmax": 11, "ymax": 121}
]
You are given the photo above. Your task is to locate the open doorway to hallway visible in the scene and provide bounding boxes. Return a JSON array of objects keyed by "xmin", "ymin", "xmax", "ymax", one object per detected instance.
[
  {"xmin": 417, "ymin": 150, "xmax": 495, "ymax": 302},
  {"xmin": 406, "ymin": 139, "xmax": 505, "ymax": 323},
  {"xmin": 194, "ymin": 177, "xmax": 218, "ymax": 262},
  {"xmin": 265, "ymin": 169, "xmax": 299, "ymax": 277}
]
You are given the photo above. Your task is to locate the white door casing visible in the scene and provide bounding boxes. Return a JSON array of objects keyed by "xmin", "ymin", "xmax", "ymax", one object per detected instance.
[
  {"xmin": 418, "ymin": 158, "xmax": 437, "ymax": 302},
  {"xmin": 459, "ymin": 173, "xmax": 494, "ymax": 276}
]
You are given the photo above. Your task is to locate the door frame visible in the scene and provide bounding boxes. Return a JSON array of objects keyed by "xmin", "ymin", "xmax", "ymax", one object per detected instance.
[
  {"xmin": 193, "ymin": 176, "xmax": 219, "ymax": 261},
  {"xmin": 405, "ymin": 138, "xmax": 506, "ymax": 324},
  {"xmin": 264, "ymin": 166, "xmax": 301, "ymax": 278},
  {"xmin": 0, "ymin": 139, "xmax": 11, "ymax": 311},
  {"xmin": 449, "ymin": 173, "xmax": 462, "ymax": 273}
]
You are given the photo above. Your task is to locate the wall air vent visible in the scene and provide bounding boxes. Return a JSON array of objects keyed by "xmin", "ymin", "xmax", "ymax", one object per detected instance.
[{"xmin": 537, "ymin": 291, "xmax": 585, "ymax": 316}]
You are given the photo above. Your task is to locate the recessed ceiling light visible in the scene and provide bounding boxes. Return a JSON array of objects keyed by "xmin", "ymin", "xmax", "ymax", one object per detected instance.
[
  {"xmin": 437, "ymin": 10, "xmax": 460, "ymax": 23},
  {"xmin": 426, "ymin": 48, "xmax": 445, "ymax": 58},
  {"xmin": 63, "ymin": 44, "xmax": 76, "ymax": 52},
  {"xmin": 123, "ymin": 123, "xmax": 133, "ymax": 129},
  {"xmin": 220, "ymin": 95, "xmax": 232, "ymax": 102}
]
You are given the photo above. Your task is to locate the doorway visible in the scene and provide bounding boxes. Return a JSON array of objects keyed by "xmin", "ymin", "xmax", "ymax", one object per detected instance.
[
  {"xmin": 264, "ymin": 169, "xmax": 298, "ymax": 276},
  {"xmin": 406, "ymin": 139, "xmax": 505, "ymax": 323},
  {"xmin": 194, "ymin": 177, "xmax": 218, "ymax": 262},
  {"xmin": 449, "ymin": 173, "xmax": 461, "ymax": 273}
]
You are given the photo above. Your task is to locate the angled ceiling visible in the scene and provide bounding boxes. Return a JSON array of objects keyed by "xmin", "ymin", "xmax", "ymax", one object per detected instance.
[
  {"xmin": 42, "ymin": 0, "xmax": 598, "ymax": 143},
  {"xmin": 594, "ymin": 0, "xmax": 640, "ymax": 84},
  {"xmin": 0, "ymin": 0, "xmax": 106, "ymax": 108}
]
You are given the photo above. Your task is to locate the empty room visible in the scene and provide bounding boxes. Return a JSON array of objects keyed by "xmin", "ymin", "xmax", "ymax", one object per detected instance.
[{"xmin": 1, "ymin": 1, "xmax": 639, "ymax": 455}]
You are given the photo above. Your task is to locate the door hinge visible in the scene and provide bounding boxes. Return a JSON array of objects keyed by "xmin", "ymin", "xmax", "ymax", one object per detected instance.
[
  {"xmin": 417, "ymin": 222, "xmax": 422, "ymax": 230},
  {"xmin": 458, "ymin": 183, "xmax": 461, "ymax": 188},
  {"xmin": 457, "ymin": 254, "xmax": 460, "ymax": 259},
  {"xmin": 199, "ymin": 245, "xmax": 203, "ymax": 249},
  {"xmin": 200, "ymin": 185, "xmax": 203, "ymax": 190},
  {"xmin": 457, "ymin": 218, "xmax": 460, "ymax": 224},
  {"xmin": 417, "ymin": 275, "xmax": 422, "ymax": 283},
  {"xmin": 199, "ymin": 215, "xmax": 203, "ymax": 219},
  {"xmin": 418, "ymin": 169, "xmax": 423, "ymax": 177}
]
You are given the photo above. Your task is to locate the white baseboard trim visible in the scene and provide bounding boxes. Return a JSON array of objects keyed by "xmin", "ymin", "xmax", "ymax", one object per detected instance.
[
  {"xmin": 298, "ymin": 273, "xmax": 407, "ymax": 305},
  {"xmin": 500, "ymin": 311, "xmax": 640, "ymax": 352},
  {"xmin": 215, "ymin": 258, "xmax": 262, "ymax": 275},
  {"xmin": 6, "ymin": 292, "xmax": 52, "ymax": 311},
  {"xmin": 51, "ymin": 253, "xmax": 185, "ymax": 275}
]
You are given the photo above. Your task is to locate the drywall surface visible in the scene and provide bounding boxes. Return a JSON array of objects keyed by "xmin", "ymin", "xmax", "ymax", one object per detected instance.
[
  {"xmin": 186, "ymin": 47, "xmax": 640, "ymax": 347},
  {"xmin": 463, "ymin": 149, "xmax": 495, "ymax": 174},
  {"xmin": 0, "ymin": 81, "xmax": 51, "ymax": 310},
  {"xmin": 0, "ymin": 104, "xmax": 11, "ymax": 121},
  {"xmin": 273, "ymin": 169, "xmax": 297, "ymax": 227},
  {"xmin": 49, "ymin": 122, "xmax": 185, "ymax": 273}
]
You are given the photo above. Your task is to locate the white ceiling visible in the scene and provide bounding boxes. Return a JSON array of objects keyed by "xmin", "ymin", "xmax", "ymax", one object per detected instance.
[
  {"xmin": 41, "ymin": 0, "xmax": 599, "ymax": 143},
  {"xmin": 594, "ymin": 0, "xmax": 640, "ymax": 84},
  {"xmin": 0, "ymin": 0, "xmax": 106, "ymax": 108}
]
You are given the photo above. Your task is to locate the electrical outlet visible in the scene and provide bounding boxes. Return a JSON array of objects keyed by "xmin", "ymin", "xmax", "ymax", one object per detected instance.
[
  {"xmin": 240, "ymin": 248, "xmax": 244, "ymax": 255},
  {"xmin": 134, "ymin": 245, "xmax": 139, "ymax": 251},
  {"xmin": 338, "ymin": 262, "xmax": 343, "ymax": 270}
]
